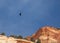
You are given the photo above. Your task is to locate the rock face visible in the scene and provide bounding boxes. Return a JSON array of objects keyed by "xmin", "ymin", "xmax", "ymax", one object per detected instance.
[
  {"xmin": 32, "ymin": 26, "xmax": 60, "ymax": 43},
  {"xmin": 25, "ymin": 36, "xmax": 31, "ymax": 41},
  {"xmin": 0, "ymin": 35, "xmax": 34, "ymax": 43}
]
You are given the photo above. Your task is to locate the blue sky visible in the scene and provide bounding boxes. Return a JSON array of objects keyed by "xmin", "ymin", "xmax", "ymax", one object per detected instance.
[{"xmin": 0, "ymin": 0, "xmax": 60, "ymax": 37}]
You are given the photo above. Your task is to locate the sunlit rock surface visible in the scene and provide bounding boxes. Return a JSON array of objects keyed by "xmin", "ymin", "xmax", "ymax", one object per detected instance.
[
  {"xmin": 32, "ymin": 26, "xmax": 60, "ymax": 43},
  {"xmin": 0, "ymin": 35, "xmax": 34, "ymax": 43}
]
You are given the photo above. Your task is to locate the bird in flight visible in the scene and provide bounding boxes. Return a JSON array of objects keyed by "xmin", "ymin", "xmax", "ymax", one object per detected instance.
[{"xmin": 19, "ymin": 13, "xmax": 21, "ymax": 16}]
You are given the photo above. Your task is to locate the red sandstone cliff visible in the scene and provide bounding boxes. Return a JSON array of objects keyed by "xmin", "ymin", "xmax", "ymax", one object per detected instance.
[{"xmin": 32, "ymin": 26, "xmax": 60, "ymax": 43}]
